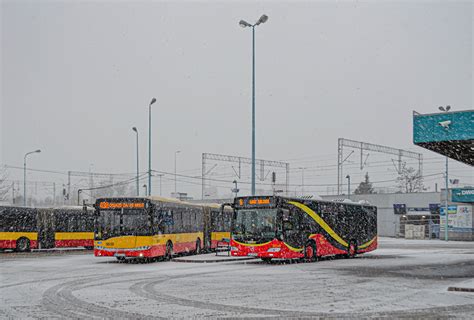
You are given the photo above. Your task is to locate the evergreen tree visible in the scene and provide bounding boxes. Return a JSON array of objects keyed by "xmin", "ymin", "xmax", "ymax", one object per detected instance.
[{"xmin": 354, "ymin": 172, "xmax": 375, "ymax": 194}]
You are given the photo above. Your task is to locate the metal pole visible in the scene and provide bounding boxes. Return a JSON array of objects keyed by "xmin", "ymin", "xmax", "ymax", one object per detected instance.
[
  {"xmin": 136, "ymin": 130, "xmax": 139, "ymax": 196},
  {"xmin": 67, "ymin": 171, "xmax": 71, "ymax": 204},
  {"xmin": 148, "ymin": 104, "xmax": 152, "ymax": 196},
  {"xmin": 23, "ymin": 157, "xmax": 26, "ymax": 206},
  {"xmin": 445, "ymin": 155, "xmax": 449, "ymax": 241},
  {"xmin": 23, "ymin": 150, "xmax": 40, "ymax": 206},
  {"xmin": 346, "ymin": 175, "xmax": 351, "ymax": 198},
  {"xmin": 133, "ymin": 128, "xmax": 139, "ymax": 196},
  {"xmin": 251, "ymin": 25, "xmax": 256, "ymax": 195},
  {"xmin": 174, "ymin": 151, "xmax": 180, "ymax": 193}
]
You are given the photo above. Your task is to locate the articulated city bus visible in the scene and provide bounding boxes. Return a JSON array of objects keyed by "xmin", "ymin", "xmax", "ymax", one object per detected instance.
[
  {"xmin": 0, "ymin": 206, "xmax": 95, "ymax": 252},
  {"xmin": 94, "ymin": 197, "xmax": 231, "ymax": 261},
  {"xmin": 223, "ymin": 196, "xmax": 377, "ymax": 262}
]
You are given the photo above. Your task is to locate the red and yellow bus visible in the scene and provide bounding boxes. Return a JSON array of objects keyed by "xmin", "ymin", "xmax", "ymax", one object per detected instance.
[
  {"xmin": 222, "ymin": 196, "xmax": 377, "ymax": 262},
  {"xmin": 94, "ymin": 197, "xmax": 231, "ymax": 261},
  {"xmin": 0, "ymin": 206, "xmax": 94, "ymax": 252}
]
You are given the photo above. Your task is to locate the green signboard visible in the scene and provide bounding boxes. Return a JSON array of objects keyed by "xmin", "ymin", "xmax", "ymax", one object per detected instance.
[{"xmin": 452, "ymin": 188, "xmax": 474, "ymax": 203}]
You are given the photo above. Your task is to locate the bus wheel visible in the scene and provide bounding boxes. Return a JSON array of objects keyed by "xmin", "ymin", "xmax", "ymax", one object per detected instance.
[
  {"xmin": 195, "ymin": 239, "xmax": 201, "ymax": 255},
  {"xmin": 165, "ymin": 242, "xmax": 173, "ymax": 261},
  {"xmin": 116, "ymin": 256, "xmax": 126, "ymax": 262},
  {"xmin": 304, "ymin": 242, "xmax": 316, "ymax": 262},
  {"xmin": 347, "ymin": 242, "xmax": 357, "ymax": 258},
  {"xmin": 85, "ymin": 246, "xmax": 94, "ymax": 250},
  {"xmin": 261, "ymin": 257, "xmax": 272, "ymax": 263},
  {"xmin": 16, "ymin": 238, "xmax": 30, "ymax": 252}
]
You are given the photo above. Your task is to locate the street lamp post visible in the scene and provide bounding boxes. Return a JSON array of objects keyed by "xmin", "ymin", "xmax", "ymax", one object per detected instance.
[
  {"xmin": 132, "ymin": 127, "xmax": 139, "ymax": 196},
  {"xmin": 148, "ymin": 97, "xmax": 157, "ymax": 196},
  {"xmin": 23, "ymin": 149, "xmax": 41, "ymax": 206},
  {"xmin": 174, "ymin": 150, "xmax": 181, "ymax": 193},
  {"xmin": 346, "ymin": 175, "xmax": 351, "ymax": 198},
  {"xmin": 142, "ymin": 184, "xmax": 147, "ymax": 197},
  {"xmin": 232, "ymin": 180, "xmax": 240, "ymax": 198},
  {"xmin": 239, "ymin": 14, "xmax": 268, "ymax": 195},
  {"xmin": 439, "ymin": 105, "xmax": 451, "ymax": 241}
]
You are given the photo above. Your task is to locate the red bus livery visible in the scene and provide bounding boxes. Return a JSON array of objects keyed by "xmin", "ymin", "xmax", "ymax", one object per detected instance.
[{"xmin": 223, "ymin": 196, "xmax": 377, "ymax": 262}]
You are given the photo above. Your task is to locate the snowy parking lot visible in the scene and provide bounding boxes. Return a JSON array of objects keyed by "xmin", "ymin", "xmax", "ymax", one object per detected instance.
[{"xmin": 1, "ymin": 237, "xmax": 473, "ymax": 319}]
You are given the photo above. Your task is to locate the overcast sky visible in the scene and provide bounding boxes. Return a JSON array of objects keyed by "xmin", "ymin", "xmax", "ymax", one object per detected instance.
[{"xmin": 1, "ymin": 0, "xmax": 472, "ymax": 199}]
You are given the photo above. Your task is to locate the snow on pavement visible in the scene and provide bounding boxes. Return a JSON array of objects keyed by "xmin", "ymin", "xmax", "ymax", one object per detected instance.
[{"xmin": 1, "ymin": 237, "xmax": 473, "ymax": 319}]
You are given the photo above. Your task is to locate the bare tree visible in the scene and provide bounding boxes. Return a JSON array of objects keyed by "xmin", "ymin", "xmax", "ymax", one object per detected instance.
[
  {"xmin": 0, "ymin": 167, "xmax": 11, "ymax": 202},
  {"xmin": 396, "ymin": 162, "xmax": 424, "ymax": 193}
]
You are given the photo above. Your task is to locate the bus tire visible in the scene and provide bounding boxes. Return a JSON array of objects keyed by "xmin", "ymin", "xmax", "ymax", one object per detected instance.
[
  {"xmin": 116, "ymin": 256, "xmax": 126, "ymax": 262},
  {"xmin": 165, "ymin": 242, "xmax": 173, "ymax": 261},
  {"xmin": 261, "ymin": 257, "xmax": 272, "ymax": 263},
  {"xmin": 195, "ymin": 239, "xmax": 201, "ymax": 255},
  {"xmin": 347, "ymin": 241, "xmax": 357, "ymax": 258},
  {"xmin": 304, "ymin": 241, "xmax": 317, "ymax": 262},
  {"xmin": 16, "ymin": 237, "xmax": 31, "ymax": 252},
  {"xmin": 85, "ymin": 246, "xmax": 94, "ymax": 250}
]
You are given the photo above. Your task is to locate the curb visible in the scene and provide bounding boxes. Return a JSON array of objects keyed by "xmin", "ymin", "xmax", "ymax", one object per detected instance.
[
  {"xmin": 173, "ymin": 257, "xmax": 257, "ymax": 263},
  {"xmin": 448, "ymin": 287, "xmax": 474, "ymax": 293}
]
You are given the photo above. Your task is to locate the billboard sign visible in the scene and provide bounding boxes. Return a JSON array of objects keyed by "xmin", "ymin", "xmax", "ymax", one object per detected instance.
[{"xmin": 452, "ymin": 188, "xmax": 474, "ymax": 203}]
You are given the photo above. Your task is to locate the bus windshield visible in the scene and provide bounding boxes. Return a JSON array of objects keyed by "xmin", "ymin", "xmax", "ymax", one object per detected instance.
[
  {"xmin": 96, "ymin": 209, "xmax": 150, "ymax": 240},
  {"xmin": 233, "ymin": 209, "xmax": 278, "ymax": 243}
]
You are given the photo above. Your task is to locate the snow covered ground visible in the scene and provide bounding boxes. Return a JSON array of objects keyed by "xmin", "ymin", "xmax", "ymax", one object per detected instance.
[{"xmin": 1, "ymin": 237, "xmax": 473, "ymax": 319}]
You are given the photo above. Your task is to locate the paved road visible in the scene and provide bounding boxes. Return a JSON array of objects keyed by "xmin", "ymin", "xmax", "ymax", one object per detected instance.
[{"xmin": 1, "ymin": 238, "xmax": 473, "ymax": 319}]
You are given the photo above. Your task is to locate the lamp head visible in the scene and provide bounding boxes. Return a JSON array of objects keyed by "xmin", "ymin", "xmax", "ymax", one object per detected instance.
[
  {"xmin": 256, "ymin": 14, "xmax": 268, "ymax": 25},
  {"xmin": 446, "ymin": 105, "xmax": 451, "ymax": 111},
  {"xmin": 132, "ymin": 127, "xmax": 137, "ymax": 132},
  {"xmin": 439, "ymin": 106, "xmax": 445, "ymax": 112},
  {"xmin": 239, "ymin": 20, "xmax": 251, "ymax": 28},
  {"xmin": 150, "ymin": 97, "xmax": 157, "ymax": 106},
  {"xmin": 35, "ymin": 149, "xmax": 41, "ymax": 153}
]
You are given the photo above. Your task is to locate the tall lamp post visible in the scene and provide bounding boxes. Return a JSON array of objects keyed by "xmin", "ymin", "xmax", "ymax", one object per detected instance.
[
  {"xmin": 174, "ymin": 150, "xmax": 181, "ymax": 193},
  {"xmin": 142, "ymin": 184, "xmax": 147, "ymax": 197},
  {"xmin": 148, "ymin": 97, "xmax": 157, "ymax": 196},
  {"xmin": 346, "ymin": 175, "xmax": 351, "ymax": 198},
  {"xmin": 132, "ymin": 127, "xmax": 139, "ymax": 196},
  {"xmin": 232, "ymin": 180, "xmax": 240, "ymax": 198},
  {"xmin": 239, "ymin": 14, "xmax": 268, "ymax": 195},
  {"xmin": 439, "ymin": 105, "xmax": 451, "ymax": 241},
  {"xmin": 24, "ymin": 149, "xmax": 41, "ymax": 206}
]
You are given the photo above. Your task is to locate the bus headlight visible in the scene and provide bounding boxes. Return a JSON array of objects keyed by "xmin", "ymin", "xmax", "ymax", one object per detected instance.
[{"xmin": 267, "ymin": 247, "xmax": 281, "ymax": 252}]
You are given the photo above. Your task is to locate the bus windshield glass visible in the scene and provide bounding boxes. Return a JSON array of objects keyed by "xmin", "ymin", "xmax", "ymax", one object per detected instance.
[
  {"xmin": 96, "ymin": 209, "xmax": 150, "ymax": 240},
  {"xmin": 233, "ymin": 209, "xmax": 278, "ymax": 242}
]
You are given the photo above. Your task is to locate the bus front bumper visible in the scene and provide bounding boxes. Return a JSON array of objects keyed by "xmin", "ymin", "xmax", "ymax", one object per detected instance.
[
  {"xmin": 94, "ymin": 245, "xmax": 165, "ymax": 258},
  {"xmin": 230, "ymin": 239, "xmax": 304, "ymax": 259}
]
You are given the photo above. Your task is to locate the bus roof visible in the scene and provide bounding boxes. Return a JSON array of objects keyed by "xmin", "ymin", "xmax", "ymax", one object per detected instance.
[
  {"xmin": 235, "ymin": 195, "xmax": 376, "ymax": 208},
  {"xmin": 95, "ymin": 196, "xmax": 222, "ymax": 209}
]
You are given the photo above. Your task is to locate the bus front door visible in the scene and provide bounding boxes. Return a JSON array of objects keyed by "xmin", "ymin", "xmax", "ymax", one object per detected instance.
[{"xmin": 203, "ymin": 207, "xmax": 212, "ymax": 251}]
